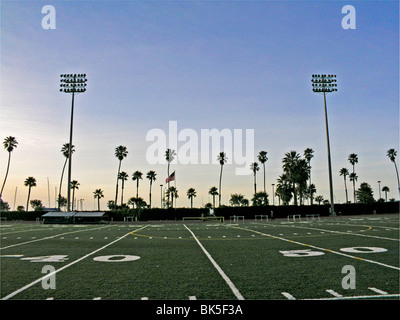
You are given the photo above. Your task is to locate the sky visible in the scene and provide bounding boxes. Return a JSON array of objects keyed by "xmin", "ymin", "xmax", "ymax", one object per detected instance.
[{"xmin": 1, "ymin": 0, "xmax": 399, "ymax": 210}]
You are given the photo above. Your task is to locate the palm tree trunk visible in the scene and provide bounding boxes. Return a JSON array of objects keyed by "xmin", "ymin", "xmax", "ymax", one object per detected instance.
[
  {"xmin": 72, "ymin": 189, "xmax": 75, "ymax": 211},
  {"xmin": 115, "ymin": 160, "xmax": 121, "ymax": 205},
  {"xmin": 149, "ymin": 180, "xmax": 152, "ymax": 208},
  {"xmin": 121, "ymin": 180, "xmax": 124, "ymax": 206},
  {"xmin": 393, "ymin": 161, "xmax": 400, "ymax": 198},
  {"xmin": 190, "ymin": 197, "xmax": 193, "ymax": 209},
  {"xmin": 26, "ymin": 186, "xmax": 31, "ymax": 212},
  {"xmin": 58, "ymin": 158, "xmax": 68, "ymax": 210},
  {"xmin": 167, "ymin": 163, "xmax": 170, "ymax": 207},
  {"xmin": 0, "ymin": 152, "xmax": 11, "ymax": 198},
  {"xmin": 254, "ymin": 173, "xmax": 257, "ymax": 194},
  {"xmin": 263, "ymin": 163, "xmax": 266, "ymax": 193},
  {"xmin": 98, "ymin": 197, "xmax": 100, "ymax": 211},
  {"xmin": 344, "ymin": 176, "xmax": 348, "ymax": 203},
  {"xmin": 136, "ymin": 180, "xmax": 139, "ymax": 198},
  {"xmin": 218, "ymin": 165, "xmax": 223, "ymax": 207},
  {"xmin": 352, "ymin": 164, "xmax": 356, "ymax": 203}
]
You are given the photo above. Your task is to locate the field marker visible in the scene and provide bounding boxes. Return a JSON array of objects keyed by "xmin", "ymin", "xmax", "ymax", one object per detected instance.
[
  {"xmin": 0, "ymin": 225, "xmax": 112, "ymax": 250},
  {"xmin": 368, "ymin": 287, "xmax": 388, "ymax": 295},
  {"xmin": 189, "ymin": 296, "xmax": 197, "ymax": 300},
  {"xmin": 281, "ymin": 292, "xmax": 296, "ymax": 300},
  {"xmin": 184, "ymin": 224, "xmax": 244, "ymax": 300},
  {"xmin": 141, "ymin": 297, "xmax": 148, "ymax": 300},
  {"xmin": 326, "ymin": 289, "xmax": 343, "ymax": 298},
  {"xmin": 229, "ymin": 225, "xmax": 400, "ymax": 271},
  {"xmin": 1, "ymin": 225, "xmax": 149, "ymax": 300}
]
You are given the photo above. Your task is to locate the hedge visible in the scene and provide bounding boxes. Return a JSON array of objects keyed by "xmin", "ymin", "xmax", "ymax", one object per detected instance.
[{"xmin": 0, "ymin": 201, "xmax": 398, "ymax": 221}]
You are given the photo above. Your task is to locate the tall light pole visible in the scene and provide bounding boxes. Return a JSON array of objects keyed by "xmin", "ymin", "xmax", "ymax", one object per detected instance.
[
  {"xmin": 60, "ymin": 74, "xmax": 87, "ymax": 212},
  {"xmin": 311, "ymin": 74, "xmax": 337, "ymax": 216}
]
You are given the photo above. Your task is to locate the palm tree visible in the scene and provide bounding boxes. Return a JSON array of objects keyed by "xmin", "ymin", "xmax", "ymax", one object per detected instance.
[
  {"xmin": 132, "ymin": 171, "xmax": 143, "ymax": 199},
  {"xmin": 167, "ymin": 186, "xmax": 178, "ymax": 208},
  {"xmin": 146, "ymin": 170, "xmax": 157, "ymax": 208},
  {"xmin": 257, "ymin": 151, "xmax": 268, "ymax": 193},
  {"xmin": 58, "ymin": 143, "xmax": 75, "ymax": 210},
  {"xmin": 251, "ymin": 191, "xmax": 268, "ymax": 206},
  {"xmin": 339, "ymin": 168, "xmax": 349, "ymax": 203},
  {"xmin": 382, "ymin": 186, "xmax": 390, "ymax": 202},
  {"xmin": 250, "ymin": 162, "xmax": 260, "ymax": 194},
  {"xmin": 304, "ymin": 148, "xmax": 314, "ymax": 204},
  {"xmin": 186, "ymin": 188, "xmax": 197, "ymax": 208},
  {"xmin": 229, "ymin": 193, "xmax": 248, "ymax": 207},
  {"xmin": 114, "ymin": 146, "xmax": 128, "ymax": 205},
  {"xmin": 70, "ymin": 180, "xmax": 80, "ymax": 211},
  {"xmin": 24, "ymin": 177, "xmax": 37, "ymax": 211},
  {"xmin": 1, "ymin": 136, "xmax": 18, "ymax": 198},
  {"xmin": 217, "ymin": 151, "xmax": 227, "ymax": 207},
  {"xmin": 387, "ymin": 149, "xmax": 400, "ymax": 198},
  {"xmin": 118, "ymin": 171, "xmax": 129, "ymax": 206},
  {"xmin": 282, "ymin": 151, "xmax": 301, "ymax": 205},
  {"xmin": 276, "ymin": 173, "xmax": 293, "ymax": 205},
  {"xmin": 165, "ymin": 149, "xmax": 176, "ymax": 207},
  {"xmin": 315, "ymin": 195, "xmax": 324, "ymax": 205},
  {"xmin": 209, "ymin": 186, "xmax": 219, "ymax": 209},
  {"xmin": 93, "ymin": 188, "xmax": 104, "ymax": 211},
  {"xmin": 348, "ymin": 153, "xmax": 358, "ymax": 202},
  {"xmin": 349, "ymin": 172, "xmax": 358, "ymax": 202}
]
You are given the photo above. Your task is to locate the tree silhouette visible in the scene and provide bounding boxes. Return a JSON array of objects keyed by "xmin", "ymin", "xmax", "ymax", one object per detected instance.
[
  {"xmin": 132, "ymin": 171, "xmax": 143, "ymax": 199},
  {"xmin": 387, "ymin": 149, "xmax": 400, "ymax": 198},
  {"xmin": 146, "ymin": 170, "xmax": 157, "ymax": 208},
  {"xmin": 24, "ymin": 177, "xmax": 37, "ymax": 212},
  {"xmin": 217, "ymin": 152, "xmax": 227, "ymax": 207},
  {"xmin": 339, "ymin": 168, "xmax": 349, "ymax": 203},
  {"xmin": 257, "ymin": 151, "xmax": 268, "ymax": 193},
  {"xmin": 1, "ymin": 136, "xmax": 18, "ymax": 198},
  {"xmin": 93, "ymin": 188, "xmax": 104, "ymax": 211},
  {"xmin": 187, "ymin": 188, "xmax": 197, "ymax": 208},
  {"xmin": 114, "ymin": 146, "xmax": 128, "ymax": 206},
  {"xmin": 58, "ymin": 143, "xmax": 75, "ymax": 210},
  {"xmin": 348, "ymin": 153, "xmax": 358, "ymax": 202}
]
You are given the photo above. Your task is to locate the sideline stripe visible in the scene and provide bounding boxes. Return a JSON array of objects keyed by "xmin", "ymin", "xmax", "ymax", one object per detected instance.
[
  {"xmin": 230, "ymin": 226, "xmax": 400, "ymax": 271},
  {"xmin": 1, "ymin": 225, "xmax": 148, "ymax": 300},
  {"xmin": 0, "ymin": 225, "xmax": 113, "ymax": 250},
  {"xmin": 184, "ymin": 224, "xmax": 244, "ymax": 300}
]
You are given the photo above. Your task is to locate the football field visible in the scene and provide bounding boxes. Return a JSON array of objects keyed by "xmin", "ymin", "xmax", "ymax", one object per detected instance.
[{"xmin": 1, "ymin": 214, "xmax": 399, "ymax": 300}]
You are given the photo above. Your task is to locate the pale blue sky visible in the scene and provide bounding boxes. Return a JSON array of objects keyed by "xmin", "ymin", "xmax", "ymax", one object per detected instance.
[{"xmin": 1, "ymin": 0, "xmax": 398, "ymax": 209}]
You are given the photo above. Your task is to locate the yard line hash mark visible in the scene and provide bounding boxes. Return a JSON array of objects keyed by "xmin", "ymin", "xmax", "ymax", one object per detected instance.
[{"xmin": 184, "ymin": 224, "xmax": 245, "ymax": 300}]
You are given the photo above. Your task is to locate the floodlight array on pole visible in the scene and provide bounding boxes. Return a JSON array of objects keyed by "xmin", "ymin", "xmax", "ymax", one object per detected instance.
[
  {"xmin": 60, "ymin": 74, "xmax": 87, "ymax": 212},
  {"xmin": 311, "ymin": 74, "xmax": 337, "ymax": 216}
]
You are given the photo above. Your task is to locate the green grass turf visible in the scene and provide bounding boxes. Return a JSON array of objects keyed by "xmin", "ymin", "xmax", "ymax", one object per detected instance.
[{"xmin": 1, "ymin": 214, "xmax": 399, "ymax": 300}]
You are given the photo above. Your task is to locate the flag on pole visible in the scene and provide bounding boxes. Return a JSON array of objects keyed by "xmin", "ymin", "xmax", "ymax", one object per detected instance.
[{"xmin": 166, "ymin": 171, "xmax": 175, "ymax": 183}]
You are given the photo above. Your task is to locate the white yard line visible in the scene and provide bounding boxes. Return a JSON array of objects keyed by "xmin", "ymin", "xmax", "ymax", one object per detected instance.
[
  {"xmin": 184, "ymin": 224, "xmax": 245, "ymax": 300},
  {"xmin": 230, "ymin": 225, "xmax": 400, "ymax": 271},
  {"xmin": 0, "ymin": 225, "xmax": 112, "ymax": 250},
  {"xmin": 286, "ymin": 224, "xmax": 399, "ymax": 242},
  {"xmin": 1, "ymin": 225, "xmax": 148, "ymax": 300}
]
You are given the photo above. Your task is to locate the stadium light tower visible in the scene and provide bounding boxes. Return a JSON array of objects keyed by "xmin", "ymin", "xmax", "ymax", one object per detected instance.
[
  {"xmin": 60, "ymin": 74, "xmax": 87, "ymax": 212},
  {"xmin": 311, "ymin": 74, "xmax": 337, "ymax": 216}
]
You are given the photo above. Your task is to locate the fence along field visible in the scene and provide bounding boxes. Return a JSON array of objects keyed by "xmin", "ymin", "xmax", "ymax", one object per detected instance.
[{"xmin": 0, "ymin": 214, "xmax": 399, "ymax": 300}]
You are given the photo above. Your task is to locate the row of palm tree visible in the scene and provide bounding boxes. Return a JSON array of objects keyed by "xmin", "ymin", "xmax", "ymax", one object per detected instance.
[
  {"xmin": 339, "ymin": 152, "xmax": 396, "ymax": 203},
  {"xmin": 2, "ymin": 135, "xmax": 400, "ymax": 210}
]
